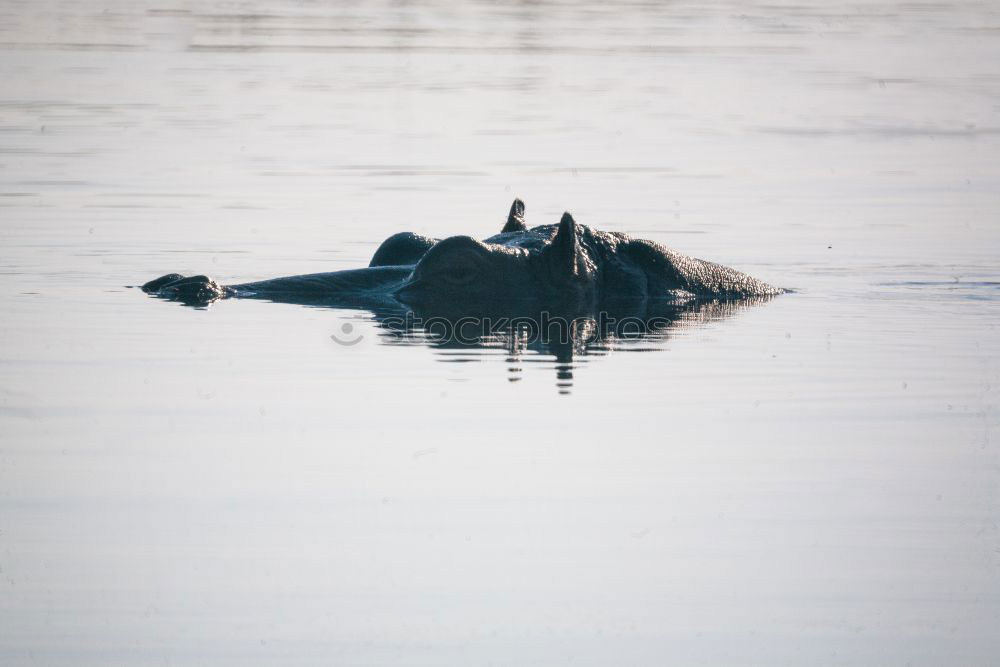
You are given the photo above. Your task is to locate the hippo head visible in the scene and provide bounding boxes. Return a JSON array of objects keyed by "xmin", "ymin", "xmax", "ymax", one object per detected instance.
[{"xmin": 394, "ymin": 212, "xmax": 597, "ymax": 311}]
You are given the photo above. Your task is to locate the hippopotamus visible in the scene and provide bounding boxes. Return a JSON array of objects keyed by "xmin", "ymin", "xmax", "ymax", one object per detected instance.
[{"xmin": 141, "ymin": 199, "xmax": 783, "ymax": 311}]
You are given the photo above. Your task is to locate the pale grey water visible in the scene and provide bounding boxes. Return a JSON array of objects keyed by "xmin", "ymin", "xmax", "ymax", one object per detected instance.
[{"xmin": 2, "ymin": 1, "xmax": 1000, "ymax": 665}]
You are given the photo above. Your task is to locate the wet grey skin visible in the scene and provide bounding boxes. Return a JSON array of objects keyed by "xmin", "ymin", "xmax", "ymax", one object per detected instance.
[{"xmin": 141, "ymin": 198, "xmax": 784, "ymax": 309}]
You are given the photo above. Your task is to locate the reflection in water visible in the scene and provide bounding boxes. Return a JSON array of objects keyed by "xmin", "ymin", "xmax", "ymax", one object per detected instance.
[
  {"xmin": 390, "ymin": 300, "xmax": 759, "ymax": 393},
  {"xmin": 289, "ymin": 294, "xmax": 763, "ymax": 393}
]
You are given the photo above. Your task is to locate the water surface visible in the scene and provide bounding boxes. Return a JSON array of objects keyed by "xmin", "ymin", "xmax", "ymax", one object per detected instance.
[{"xmin": 1, "ymin": 2, "xmax": 999, "ymax": 665}]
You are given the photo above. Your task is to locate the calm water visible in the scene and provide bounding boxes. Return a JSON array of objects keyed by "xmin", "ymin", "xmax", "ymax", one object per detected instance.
[{"xmin": 2, "ymin": 1, "xmax": 1000, "ymax": 665}]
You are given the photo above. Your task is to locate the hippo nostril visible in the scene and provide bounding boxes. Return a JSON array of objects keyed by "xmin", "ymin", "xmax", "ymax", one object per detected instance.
[{"xmin": 141, "ymin": 273, "xmax": 185, "ymax": 293}]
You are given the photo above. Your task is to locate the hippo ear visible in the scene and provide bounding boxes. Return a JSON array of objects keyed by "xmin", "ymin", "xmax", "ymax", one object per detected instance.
[
  {"xmin": 501, "ymin": 198, "xmax": 527, "ymax": 233},
  {"xmin": 542, "ymin": 212, "xmax": 583, "ymax": 278}
]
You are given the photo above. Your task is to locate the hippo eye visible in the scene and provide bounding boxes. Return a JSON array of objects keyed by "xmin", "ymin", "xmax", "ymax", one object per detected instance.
[{"xmin": 441, "ymin": 263, "xmax": 478, "ymax": 285}]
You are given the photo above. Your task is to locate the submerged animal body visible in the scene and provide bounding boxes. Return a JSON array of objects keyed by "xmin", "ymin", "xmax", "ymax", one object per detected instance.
[{"xmin": 142, "ymin": 199, "xmax": 782, "ymax": 309}]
